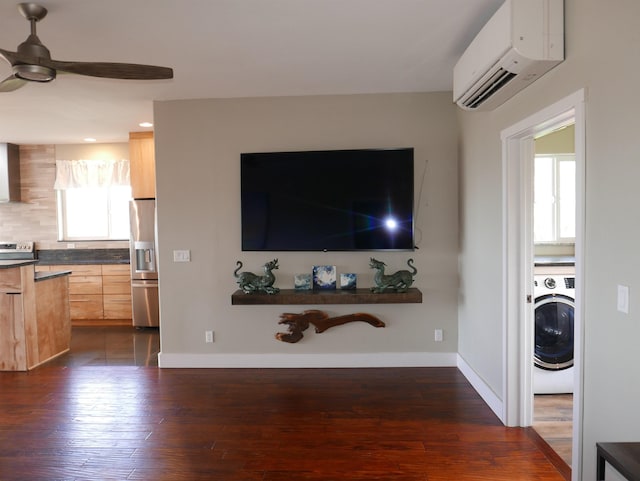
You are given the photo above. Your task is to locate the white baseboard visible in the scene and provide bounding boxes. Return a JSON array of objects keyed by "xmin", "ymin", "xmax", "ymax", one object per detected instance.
[
  {"xmin": 456, "ymin": 354, "xmax": 504, "ymax": 423},
  {"xmin": 158, "ymin": 351, "xmax": 458, "ymax": 368}
]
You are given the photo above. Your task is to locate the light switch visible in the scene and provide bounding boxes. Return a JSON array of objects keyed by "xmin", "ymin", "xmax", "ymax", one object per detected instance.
[
  {"xmin": 173, "ymin": 250, "xmax": 191, "ymax": 262},
  {"xmin": 617, "ymin": 285, "xmax": 629, "ymax": 314}
]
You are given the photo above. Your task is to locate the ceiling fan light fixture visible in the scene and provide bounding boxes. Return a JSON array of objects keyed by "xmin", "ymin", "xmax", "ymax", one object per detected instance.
[
  {"xmin": 13, "ymin": 63, "xmax": 55, "ymax": 82},
  {"xmin": 1, "ymin": 2, "xmax": 173, "ymax": 94}
]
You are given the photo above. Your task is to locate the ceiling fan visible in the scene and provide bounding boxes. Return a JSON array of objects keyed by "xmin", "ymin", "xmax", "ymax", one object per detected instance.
[{"xmin": 0, "ymin": 2, "xmax": 173, "ymax": 93}]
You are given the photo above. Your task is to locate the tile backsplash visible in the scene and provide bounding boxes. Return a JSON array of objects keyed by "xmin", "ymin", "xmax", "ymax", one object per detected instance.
[{"xmin": 0, "ymin": 144, "xmax": 127, "ymax": 250}]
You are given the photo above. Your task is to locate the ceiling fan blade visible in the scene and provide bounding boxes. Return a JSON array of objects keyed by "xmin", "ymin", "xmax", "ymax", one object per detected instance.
[
  {"xmin": 47, "ymin": 60, "xmax": 173, "ymax": 80},
  {"xmin": 3, "ymin": 6, "xmax": 173, "ymax": 85},
  {"xmin": 0, "ymin": 74, "xmax": 27, "ymax": 92},
  {"xmin": 0, "ymin": 47, "xmax": 19, "ymax": 65}
]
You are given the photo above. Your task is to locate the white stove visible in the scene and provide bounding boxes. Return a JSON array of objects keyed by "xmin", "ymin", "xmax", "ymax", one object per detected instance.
[{"xmin": 0, "ymin": 241, "xmax": 36, "ymax": 260}]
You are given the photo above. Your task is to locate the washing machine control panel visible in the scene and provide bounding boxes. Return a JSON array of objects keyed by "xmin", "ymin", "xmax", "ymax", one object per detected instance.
[{"xmin": 534, "ymin": 275, "xmax": 575, "ymax": 297}]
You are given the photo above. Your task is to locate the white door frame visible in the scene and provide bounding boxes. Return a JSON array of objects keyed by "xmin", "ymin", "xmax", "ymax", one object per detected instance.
[{"xmin": 501, "ymin": 89, "xmax": 585, "ymax": 481}]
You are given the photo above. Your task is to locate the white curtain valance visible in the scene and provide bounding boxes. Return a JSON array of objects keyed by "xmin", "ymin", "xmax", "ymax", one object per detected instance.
[{"xmin": 54, "ymin": 159, "xmax": 130, "ymax": 190}]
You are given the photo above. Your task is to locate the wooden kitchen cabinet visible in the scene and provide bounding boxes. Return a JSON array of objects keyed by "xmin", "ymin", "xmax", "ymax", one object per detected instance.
[
  {"xmin": 102, "ymin": 264, "xmax": 132, "ymax": 321},
  {"xmin": 1, "ymin": 262, "xmax": 71, "ymax": 371},
  {"xmin": 0, "ymin": 263, "xmax": 22, "ymax": 290},
  {"xmin": 0, "ymin": 270, "xmax": 25, "ymax": 368},
  {"xmin": 35, "ymin": 276, "xmax": 71, "ymax": 364},
  {"xmin": 69, "ymin": 294, "xmax": 104, "ymax": 320},
  {"xmin": 69, "ymin": 274, "xmax": 102, "ymax": 294},
  {"xmin": 66, "ymin": 264, "xmax": 103, "ymax": 320},
  {"xmin": 39, "ymin": 264, "xmax": 132, "ymax": 324},
  {"xmin": 0, "ymin": 292, "xmax": 26, "ymax": 370},
  {"xmin": 102, "ymin": 264, "xmax": 131, "ymax": 293},
  {"xmin": 103, "ymin": 295, "xmax": 133, "ymax": 319},
  {"xmin": 129, "ymin": 131, "xmax": 156, "ymax": 198}
]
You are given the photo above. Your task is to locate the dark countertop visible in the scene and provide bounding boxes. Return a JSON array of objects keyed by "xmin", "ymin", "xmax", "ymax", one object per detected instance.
[
  {"xmin": 34, "ymin": 270, "xmax": 72, "ymax": 282},
  {"xmin": 36, "ymin": 248, "xmax": 130, "ymax": 265},
  {"xmin": 0, "ymin": 260, "xmax": 38, "ymax": 269},
  {"xmin": 0, "ymin": 260, "xmax": 71, "ymax": 281}
]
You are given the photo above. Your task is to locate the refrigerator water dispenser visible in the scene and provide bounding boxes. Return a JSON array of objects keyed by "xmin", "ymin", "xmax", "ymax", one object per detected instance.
[{"xmin": 134, "ymin": 241, "xmax": 156, "ymax": 273}]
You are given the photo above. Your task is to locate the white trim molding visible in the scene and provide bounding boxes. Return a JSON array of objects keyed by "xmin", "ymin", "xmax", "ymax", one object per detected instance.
[
  {"xmin": 500, "ymin": 89, "xmax": 586, "ymax": 481},
  {"xmin": 457, "ymin": 354, "xmax": 504, "ymax": 421}
]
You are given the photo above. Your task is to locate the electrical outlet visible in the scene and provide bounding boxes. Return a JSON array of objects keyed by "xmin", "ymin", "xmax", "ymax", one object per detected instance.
[
  {"xmin": 617, "ymin": 285, "xmax": 629, "ymax": 314},
  {"xmin": 434, "ymin": 329, "xmax": 443, "ymax": 342},
  {"xmin": 173, "ymin": 250, "xmax": 191, "ymax": 262},
  {"xmin": 205, "ymin": 330, "xmax": 214, "ymax": 343}
]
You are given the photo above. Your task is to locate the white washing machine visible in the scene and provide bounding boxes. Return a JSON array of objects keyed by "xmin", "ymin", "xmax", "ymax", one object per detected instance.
[{"xmin": 533, "ymin": 272, "xmax": 575, "ymax": 394}]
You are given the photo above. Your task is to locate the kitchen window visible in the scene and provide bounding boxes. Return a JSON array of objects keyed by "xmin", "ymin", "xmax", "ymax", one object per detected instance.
[
  {"xmin": 534, "ymin": 154, "xmax": 576, "ymax": 244},
  {"xmin": 54, "ymin": 159, "xmax": 131, "ymax": 241}
]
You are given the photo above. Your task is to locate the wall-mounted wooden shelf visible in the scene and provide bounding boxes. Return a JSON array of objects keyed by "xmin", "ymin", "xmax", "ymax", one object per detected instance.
[{"xmin": 231, "ymin": 287, "xmax": 422, "ymax": 305}]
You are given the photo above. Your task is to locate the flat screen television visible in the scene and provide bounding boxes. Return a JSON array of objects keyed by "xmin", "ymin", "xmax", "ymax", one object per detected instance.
[{"xmin": 240, "ymin": 148, "xmax": 414, "ymax": 251}]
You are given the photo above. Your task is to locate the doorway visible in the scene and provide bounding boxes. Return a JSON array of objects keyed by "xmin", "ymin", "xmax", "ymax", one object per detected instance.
[
  {"xmin": 501, "ymin": 90, "xmax": 585, "ymax": 481},
  {"xmin": 532, "ymin": 126, "xmax": 576, "ymax": 467}
]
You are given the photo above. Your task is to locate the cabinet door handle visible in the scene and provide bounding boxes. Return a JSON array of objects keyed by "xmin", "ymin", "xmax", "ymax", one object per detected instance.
[{"xmin": 5, "ymin": 292, "xmax": 21, "ymax": 295}]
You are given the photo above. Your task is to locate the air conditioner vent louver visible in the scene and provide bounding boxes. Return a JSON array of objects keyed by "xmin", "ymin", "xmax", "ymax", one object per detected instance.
[
  {"xmin": 453, "ymin": 0, "xmax": 564, "ymax": 111},
  {"xmin": 461, "ymin": 68, "xmax": 516, "ymax": 109}
]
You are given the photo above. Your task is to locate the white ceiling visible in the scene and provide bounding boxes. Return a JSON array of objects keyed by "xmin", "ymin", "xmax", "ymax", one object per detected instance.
[{"xmin": 0, "ymin": 0, "xmax": 502, "ymax": 145}]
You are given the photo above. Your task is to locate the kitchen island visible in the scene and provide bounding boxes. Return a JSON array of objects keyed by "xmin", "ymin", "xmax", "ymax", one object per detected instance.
[{"xmin": 0, "ymin": 260, "xmax": 71, "ymax": 371}]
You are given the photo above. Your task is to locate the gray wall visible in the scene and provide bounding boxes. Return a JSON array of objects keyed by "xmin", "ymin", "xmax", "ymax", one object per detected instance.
[
  {"xmin": 457, "ymin": 0, "xmax": 640, "ymax": 478},
  {"xmin": 153, "ymin": 92, "xmax": 460, "ymax": 365}
]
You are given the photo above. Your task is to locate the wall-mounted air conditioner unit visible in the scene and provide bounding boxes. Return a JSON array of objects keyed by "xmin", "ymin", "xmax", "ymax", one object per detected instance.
[{"xmin": 453, "ymin": 0, "xmax": 564, "ymax": 111}]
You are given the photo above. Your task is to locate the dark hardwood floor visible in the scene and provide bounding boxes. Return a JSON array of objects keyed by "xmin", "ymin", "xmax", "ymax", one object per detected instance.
[{"xmin": 0, "ymin": 327, "xmax": 569, "ymax": 480}]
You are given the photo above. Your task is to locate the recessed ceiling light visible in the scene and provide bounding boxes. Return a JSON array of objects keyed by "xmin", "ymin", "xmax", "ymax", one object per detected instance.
[
  {"xmin": 83, "ymin": 137, "xmax": 96, "ymax": 142},
  {"xmin": 139, "ymin": 122, "xmax": 153, "ymax": 128}
]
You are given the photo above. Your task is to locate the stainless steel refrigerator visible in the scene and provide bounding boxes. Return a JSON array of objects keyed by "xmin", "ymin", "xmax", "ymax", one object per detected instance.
[{"xmin": 129, "ymin": 199, "xmax": 159, "ymax": 327}]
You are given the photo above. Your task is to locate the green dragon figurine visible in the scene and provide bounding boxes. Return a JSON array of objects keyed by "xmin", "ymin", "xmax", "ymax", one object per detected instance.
[
  {"xmin": 234, "ymin": 259, "xmax": 280, "ymax": 294},
  {"xmin": 369, "ymin": 258, "xmax": 417, "ymax": 293}
]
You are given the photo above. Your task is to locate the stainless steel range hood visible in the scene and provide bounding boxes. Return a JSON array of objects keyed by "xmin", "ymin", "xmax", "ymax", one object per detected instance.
[{"xmin": 0, "ymin": 143, "xmax": 21, "ymax": 203}]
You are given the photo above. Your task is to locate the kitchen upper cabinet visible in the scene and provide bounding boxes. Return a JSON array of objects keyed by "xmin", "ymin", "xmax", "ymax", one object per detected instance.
[{"xmin": 129, "ymin": 131, "xmax": 156, "ymax": 199}]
